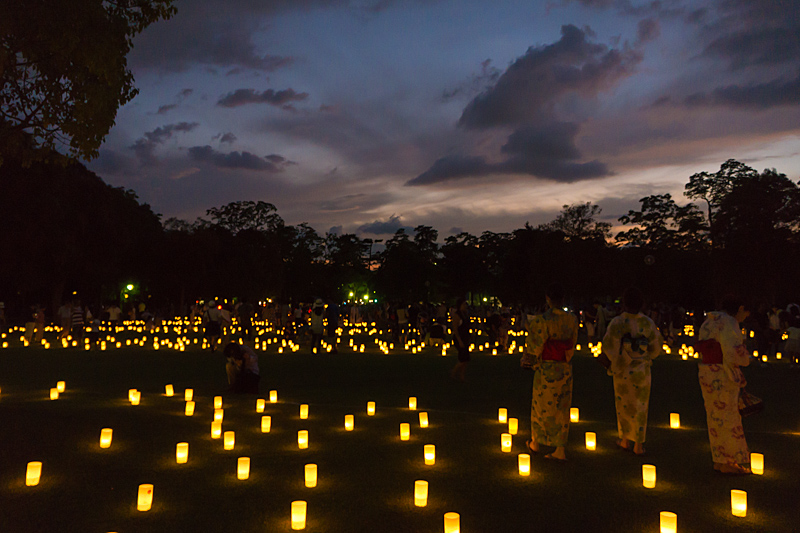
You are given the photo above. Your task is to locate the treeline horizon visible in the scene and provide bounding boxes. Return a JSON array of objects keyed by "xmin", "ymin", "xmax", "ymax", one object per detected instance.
[{"xmin": 2, "ymin": 157, "xmax": 800, "ymax": 320}]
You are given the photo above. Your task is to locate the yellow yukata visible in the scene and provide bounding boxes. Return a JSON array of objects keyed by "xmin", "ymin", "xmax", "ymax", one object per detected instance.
[
  {"xmin": 697, "ymin": 312, "xmax": 750, "ymax": 465},
  {"xmin": 602, "ymin": 312, "xmax": 663, "ymax": 444},
  {"xmin": 524, "ymin": 308, "xmax": 579, "ymax": 448}
]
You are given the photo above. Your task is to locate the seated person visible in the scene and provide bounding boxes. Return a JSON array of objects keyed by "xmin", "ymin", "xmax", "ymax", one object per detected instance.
[
  {"xmin": 223, "ymin": 342, "xmax": 260, "ymax": 393},
  {"xmin": 428, "ymin": 319, "xmax": 445, "ymax": 346}
]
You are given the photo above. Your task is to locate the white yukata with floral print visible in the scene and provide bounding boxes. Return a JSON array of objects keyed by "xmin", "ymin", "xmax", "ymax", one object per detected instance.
[
  {"xmin": 697, "ymin": 311, "xmax": 750, "ymax": 465},
  {"xmin": 602, "ymin": 312, "xmax": 663, "ymax": 445},
  {"xmin": 523, "ymin": 308, "xmax": 579, "ymax": 448}
]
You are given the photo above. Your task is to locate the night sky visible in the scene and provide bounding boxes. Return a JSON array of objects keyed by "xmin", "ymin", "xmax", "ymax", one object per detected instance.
[{"xmin": 87, "ymin": 0, "xmax": 800, "ymax": 237}]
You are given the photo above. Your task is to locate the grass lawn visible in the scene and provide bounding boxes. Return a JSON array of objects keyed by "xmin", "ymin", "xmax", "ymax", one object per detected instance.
[{"xmin": 0, "ymin": 327, "xmax": 798, "ymax": 532}]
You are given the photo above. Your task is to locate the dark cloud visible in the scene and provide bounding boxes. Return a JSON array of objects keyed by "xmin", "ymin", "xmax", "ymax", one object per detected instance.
[
  {"xmin": 156, "ymin": 104, "xmax": 178, "ymax": 115},
  {"xmin": 328, "ymin": 225, "xmax": 343, "ymax": 235},
  {"xmin": 220, "ymin": 132, "xmax": 237, "ymax": 144},
  {"xmin": 187, "ymin": 145, "xmax": 292, "ymax": 171},
  {"xmin": 684, "ymin": 72, "xmax": 800, "ymax": 109},
  {"xmin": 407, "ymin": 122, "xmax": 611, "ymax": 186},
  {"xmin": 458, "ymin": 25, "xmax": 642, "ymax": 129},
  {"xmin": 130, "ymin": 122, "xmax": 200, "ymax": 164},
  {"xmin": 217, "ymin": 88, "xmax": 310, "ymax": 109},
  {"xmin": 357, "ymin": 215, "xmax": 411, "ymax": 235},
  {"xmin": 635, "ymin": 18, "xmax": 660, "ymax": 46},
  {"xmin": 179, "ymin": 88, "xmax": 194, "ymax": 98}
]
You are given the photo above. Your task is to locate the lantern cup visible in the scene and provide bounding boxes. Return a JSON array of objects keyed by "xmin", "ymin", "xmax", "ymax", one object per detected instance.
[
  {"xmin": 659, "ymin": 511, "xmax": 677, "ymax": 533},
  {"xmin": 344, "ymin": 414, "xmax": 354, "ymax": 431},
  {"xmin": 237, "ymin": 457, "xmax": 250, "ymax": 480},
  {"xmin": 56, "ymin": 381, "xmax": 65, "ymax": 393},
  {"xmin": 214, "ymin": 408, "xmax": 224, "ymax": 422},
  {"xmin": 137, "ymin": 484, "xmax": 154, "ymax": 511},
  {"xmin": 444, "ymin": 512, "xmax": 460, "ymax": 533},
  {"xmin": 498, "ymin": 408, "xmax": 508, "ymax": 423},
  {"xmin": 128, "ymin": 389, "xmax": 136, "ymax": 402},
  {"xmin": 224, "ymin": 431, "xmax": 235, "ymax": 450},
  {"xmin": 750, "ymin": 452, "xmax": 764, "ymax": 475},
  {"xmin": 261, "ymin": 415, "xmax": 271, "ymax": 433},
  {"xmin": 408, "ymin": 397, "xmax": 417, "ymax": 410},
  {"xmin": 26, "ymin": 461, "xmax": 42, "ymax": 486},
  {"xmin": 367, "ymin": 401, "xmax": 376, "ymax": 416},
  {"xmin": 424, "ymin": 444, "xmax": 436, "ymax": 465},
  {"xmin": 501, "ymin": 433, "xmax": 512, "ymax": 452},
  {"xmin": 165, "ymin": 384, "xmax": 174, "ymax": 397},
  {"xmin": 185, "ymin": 401, "xmax": 195, "ymax": 416},
  {"xmin": 508, "ymin": 418, "xmax": 518, "ymax": 435},
  {"xmin": 518, "ymin": 454, "xmax": 531, "ymax": 476},
  {"xmin": 211, "ymin": 421, "xmax": 222, "ymax": 439},
  {"xmin": 670, "ymin": 413, "xmax": 680, "ymax": 429},
  {"xmin": 300, "ymin": 404, "xmax": 309, "ymax": 419},
  {"xmin": 50, "ymin": 388, "xmax": 59, "ymax": 400},
  {"xmin": 305, "ymin": 463, "xmax": 317, "ymax": 487},
  {"xmin": 269, "ymin": 390, "xmax": 278, "ymax": 403},
  {"xmin": 131, "ymin": 390, "xmax": 141, "ymax": 405},
  {"xmin": 570, "ymin": 407, "xmax": 579, "ymax": 422},
  {"xmin": 414, "ymin": 480, "xmax": 428, "ymax": 507},
  {"xmin": 176, "ymin": 442, "xmax": 188, "ymax": 463},
  {"xmin": 419, "ymin": 412, "xmax": 429, "ymax": 428},
  {"xmin": 100, "ymin": 428, "xmax": 113, "ymax": 448},
  {"xmin": 214, "ymin": 396, "xmax": 223, "ymax": 409},
  {"xmin": 291, "ymin": 500, "xmax": 307, "ymax": 530},
  {"xmin": 298, "ymin": 430, "xmax": 309, "ymax": 449},
  {"xmin": 256, "ymin": 399, "xmax": 265, "ymax": 413},
  {"xmin": 184, "ymin": 388, "xmax": 193, "ymax": 401},
  {"xmin": 585, "ymin": 432, "xmax": 597, "ymax": 450},
  {"xmin": 400, "ymin": 423, "xmax": 410, "ymax": 441},
  {"xmin": 731, "ymin": 489, "xmax": 747, "ymax": 517},
  {"xmin": 642, "ymin": 464, "xmax": 656, "ymax": 489}
]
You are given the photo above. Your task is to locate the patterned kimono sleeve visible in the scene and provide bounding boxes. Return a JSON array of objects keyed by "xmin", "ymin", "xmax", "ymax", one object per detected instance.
[
  {"xmin": 642, "ymin": 315, "xmax": 664, "ymax": 361},
  {"xmin": 720, "ymin": 316, "xmax": 750, "ymax": 367}
]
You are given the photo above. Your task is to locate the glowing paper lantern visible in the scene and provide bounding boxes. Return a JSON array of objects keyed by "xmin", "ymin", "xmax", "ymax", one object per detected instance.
[
  {"xmin": 305, "ymin": 463, "xmax": 317, "ymax": 487},
  {"xmin": 211, "ymin": 421, "xmax": 222, "ymax": 439},
  {"xmin": 184, "ymin": 389, "xmax": 193, "ymax": 401},
  {"xmin": 408, "ymin": 397, "xmax": 417, "ymax": 410},
  {"xmin": 508, "ymin": 418, "xmax": 518, "ymax": 435},
  {"xmin": 131, "ymin": 390, "xmax": 141, "ymax": 405},
  {"xmin": 642, "ymin": 464, "xmax": 656, "ymax": 488},
  {"xmin": 185, "ymin": 401, "xmax": 195, "ymax": 416},
  {"xmin": 414, "ymin": 480, "xmax": 428, "ymax": 507},
  {"xmin": 214, "ymin": 409, "xmax": 224, "ymax": 422},
  {"xmin": 291, "ymin": 500, "xmax": 307, "ymax": 530},
  {"xmin": 498, "ymin": 408, "xmax": 507, "ymax": 423},
  {"xmin": 237, "ymin": 457, "xmax": 250, "ymax": 480},
  {"xmin": 50, "ymin": 388, "xmax": 59, "ymax": 400},
  {"xmin": 224, "ymin": 431, "xmax": 235, "ymax": 450},
  {"xmin": 424, "ymin": 444, "xmax": 436, "ymax": 465},
  {"xmin": 419, "ymin": 412, "xmax": 429, "ymax": 428},
  {"xmin": 731, "ymin": 489, "xmax": 747, "ymax": 517},
  {"xmin": 518, "ymin": 453, "xmax": 530, "ymax": 476},
  {"xmin": 501, "ymin": 433, "xmax": 512, "ymax": 452},
  {"xmin": 367, "ymin": 401, "xmax": 376, "ymax": 416},
  {"xmin": 269, "ymin": 390, "xmax": 278, "ymax": 403},
  {"xmin": 256, "ymin": 399, "xmax": 265, "ymax": 413},
  {"xmin": 165, "ymin": 384, "xmax": 174, "ymax": 397},
  {"xmin": 56, "ymin": 381, "xmax": 65, "ymax": 393},
  {"xmin": 670, "ymin": 413, "xmax": 680, "ymax": 429},
  {"xmin": 400, "ymin": 423, "xmax": 410, "ymax": 441},
  {"xmin": 99, "ymin": 428, "xmax": 113, "ymax": 448},
  {"xmin": 137, "ymin": 484, "xmax": 154, "ymax": 511},
  {"xmin": 214, "ymin": 396, "xmax": 223, "ymax": 409},
  {"xmin": 26, "ymin": 461, "xmax": 42, "ymax": 486},
  {"xmin": 750, "ymin": 453, "xmax": 764, "ymax": 475},
  {"xmin": 300, "ymin": 404, "xmax": 309, "ymax": 419},
  {"xmin": 261, "ymin": 415, "xmax": 271, "ymax": 433},
  {"xmin": 344, "ymin": 414, "xmax": 354, "ymax": 431},
  {"xmin": 176, "ymin": 442, "xmax": 188, "ymax": 463},
  {"xmin": 298, "ymin": 430, "xmax": 309, "ymax": 449},
  {"xmin": 570, "ymin": 407, "xmax": 579, "ymax": 422},
  {"xmin": 444, "ymin": 512, "xmax": 460, "ymax": 533},
  {"xmin": 585, "ymin": 432, "xmax": 597, "ymax": 450},
  {"xmin": 660, "ymin": 511, "xmax": 677, "ymax": 533}
]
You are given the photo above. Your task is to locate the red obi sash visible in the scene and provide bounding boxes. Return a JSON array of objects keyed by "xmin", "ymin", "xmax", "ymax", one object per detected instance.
[
  {"xmin": 541, "ymin": 338, "xmax": 573, "ymax": 362},
  {"xmin": 695, "ymin": 339, "xmax": 723, "ymax": 364}
]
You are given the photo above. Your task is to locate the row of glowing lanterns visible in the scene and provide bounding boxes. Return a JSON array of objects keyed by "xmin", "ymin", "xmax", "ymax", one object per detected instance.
[{"xmin": 30, "ymin": 384, "xmax": 767, "ymax": 530}]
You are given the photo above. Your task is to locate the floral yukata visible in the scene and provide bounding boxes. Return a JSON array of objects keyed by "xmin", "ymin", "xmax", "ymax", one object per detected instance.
[
  {"xmin": 602, "ymin": 313, "xmax": 663, "ymax": 444},
  {"xmin": 523, "ymin": 308, "xmax": 579, "ymax": 448},
  {"xmin": 697, "ymin": 311, "xmax": 750, "ymax": 465}
]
